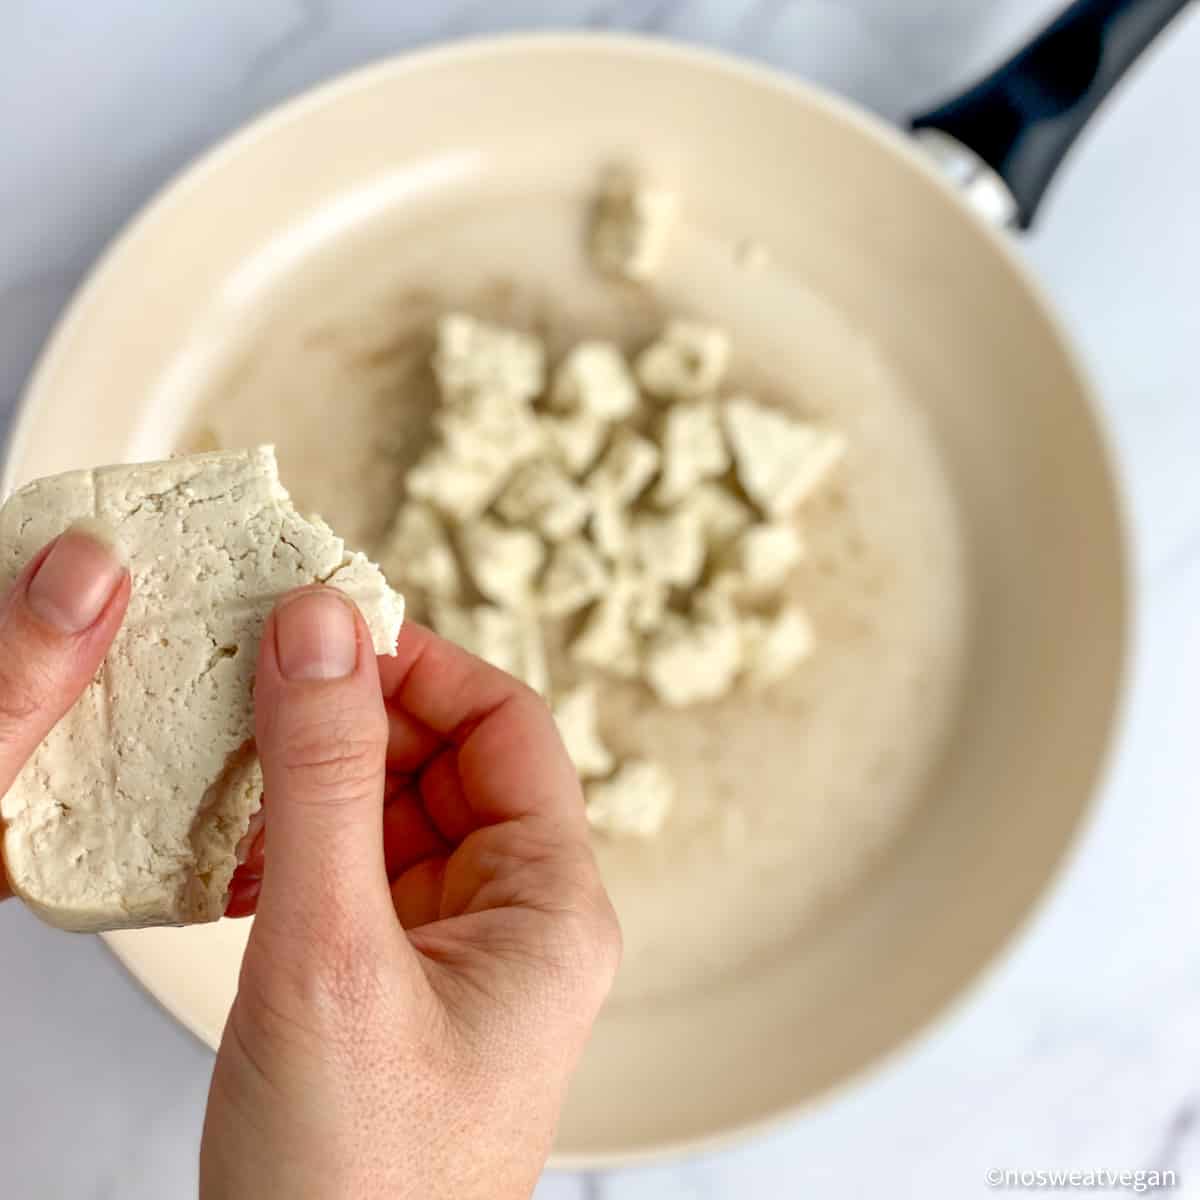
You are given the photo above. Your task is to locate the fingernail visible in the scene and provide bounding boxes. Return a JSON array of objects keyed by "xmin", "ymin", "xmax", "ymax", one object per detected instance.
[
  {"xmin": 275, "ymin": 590, "xmax": 358, "ymax": 681},
  {"xmin": 27, "ymin": 521, "xmax": 127, "ymax": 634}
]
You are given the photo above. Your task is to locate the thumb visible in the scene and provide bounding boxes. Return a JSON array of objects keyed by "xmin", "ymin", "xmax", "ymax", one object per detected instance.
[
  {"xmin": 251, "ymin": 587, "xmax": 394, "ymax": 947},
  {"xmin": 0, "ymin": 526, "xmax": 129, "ymax": 899}
]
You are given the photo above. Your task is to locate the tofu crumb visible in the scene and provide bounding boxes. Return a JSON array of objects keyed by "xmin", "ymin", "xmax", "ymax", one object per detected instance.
[
  {"xmin": 539, "ymin": 537, "xmax": 610, "ymax": 619},
  {"xmin": 643, "ymin": 592, "xmax": 743, "ymax": 707},
  {"xmin": 495, "ymin": 460, "xmax": 592, "ymax": 542},
  {"xmin": 540, "ymin": 411, "xmax": 610, "ymax": 478},
  {"xmin": 635, "ymin": 321, "xmax": 731, "ymax": 401},
  {"xmin": 740, "ymin": 604, "xmax": 816, "ymax": 686},
  {"xmin": 682, "ymin": 483, "xmax": 755, "ymax": 549},
  {"xmin": 588, "ymin": 168, "xmax": 677, "ymax": 283},
  {"xmin": 405, "ymin": 446, "xmax": 508, "ymax": 523},
  {"xmin": 378, "ymin": 502, "xmax": 460, "ymax": 598},
  {"xmin": 458, "ymin": 516, "xmax": 545, "ymax": 608},
  {"xmin": 571, "ymin": 582, "xmax": 640, "ymax": 680},
  {"xmin": 551, "ymin": 341, "xmax": 639, "ymax": 421},
  {"xmin": 433, "ymin": 313, "xmax": 545, "ymax": 404},
  {"xmin": 652, "ymin": 400, "xmax": 730, "ymax": 507},
  {"xmin": 553, "ymin": 684, "xmax": 615, "ymax": 779},
  {"xmin": 586, "ymin": 760, "xmax": 675, "ymax": 838},
  {"xmin": 713, "ymin": 522, "xmax": 805, "ymax": 595},
  {"xmin": 632, "ymin": 509, "xmax": 707, "ymax": 589},
  {"xmin": 586, "ymin": 428, "xmax": 661, "ymax": 507},
  {"xmin": 724, "ymin": 396, "xmax": 847, "ymax": 518}
]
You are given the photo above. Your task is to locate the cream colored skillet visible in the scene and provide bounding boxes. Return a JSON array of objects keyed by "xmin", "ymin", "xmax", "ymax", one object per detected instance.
[{"xmin": 1, "ymin": 0, "xmax": 1186, "ymax": 1167}]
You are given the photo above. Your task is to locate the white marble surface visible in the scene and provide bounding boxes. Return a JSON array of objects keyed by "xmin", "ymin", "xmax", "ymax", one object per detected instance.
[{"xmin": 2, "ymin": 1, "xmax": 1199, "ymax": 1196}]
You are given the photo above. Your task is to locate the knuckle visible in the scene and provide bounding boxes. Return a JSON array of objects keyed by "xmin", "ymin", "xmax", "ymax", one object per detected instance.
[{"xmin": 272, "ymin": 704, "xmax": 386, "ymax": 799}]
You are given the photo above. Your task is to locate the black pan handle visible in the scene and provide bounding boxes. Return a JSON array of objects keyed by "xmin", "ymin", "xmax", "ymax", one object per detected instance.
[{"xmin": 910, "ymin": 0, "xmax": 1192, "ymax": 228}]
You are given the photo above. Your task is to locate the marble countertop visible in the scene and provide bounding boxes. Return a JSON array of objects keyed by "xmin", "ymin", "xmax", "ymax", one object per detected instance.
[{"xmin": 3, "ymin": 2, "xmax": 1200, "ymax": 1196}]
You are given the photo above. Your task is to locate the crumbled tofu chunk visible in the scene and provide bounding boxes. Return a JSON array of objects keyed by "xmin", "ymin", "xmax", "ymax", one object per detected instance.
[
  {"xmin": 590, "ymin": 493, "xmax": 631, "ymax": 562},
  {"xmin": 724, "ymin": 396, "xmax": 847, "ymax": 518},
  {"xmin": 553, "ymin": 684, "xmax": 615, "ymax": 779},
  {"xmin": 682, "ymin": 482, "xmax": 755, "ymax": 549},
  {"xmin": 635, "ymin": 321, "xmax": 731, "ymax": 401},
  {"xmin": 458, "ymin": 517, "xmax": 545, "ymax": 608},
  {"xmin": 632, "ymin": 508, "xmax": 707, "ymax": 589},
  {"xmin": 652, "ymin": 400, "xmax": 730, "ymax": 506},
  {"xmin": 586, "ymin": 760, "xmax": 675, "ymax": 838},
  {"xmin": 714, "ymin": 522, "xmax": 805, "ymax": 594},
  {"xmin": 405, "ymin": 447, "xmax": 508, "ymax": 523},
  {"xmin": 740, "ymin": 604, "xmax": 815, "ymax": 686},
  {"xmin": 539, "ymin": 537, "xmax": 610, "ymax": 619},
  {"xmin": 643, "ymin": 592, "xmax": 743, "ymax": 706},
  {"xmin": 434, "ymin": 402, "xmax": 545, "ymax": 473},
  {"xmin": 540, "ymin": 412, "xmax": 609, "ymax": 478},
  {"xmin": 495, "ymin": 460, "xmax": 592, "ymax": 542},
  {"xmin": 0, "ymin": 447, "xmax": 404, "ymax": 932},
  {"xmin": 378, "ymin": 502, "xmax": 460, "ymax": 598},
  {"xmin": 588, "ymin": 169, "xmax": 677, "ymax": 282},
  {"xmin": 627, "ymin": 574, "xmax": 669, "ymax": 634},
  {"xmin": 551, "ymin": 342, "xmax": 639, "ymax": 421},
  {"xmin": 586, "ymin": 428, "xmax": 660, "ymax": 506},
  {"xmin": 433, "ymin": 313, "xmax": 545, "ymax": 404},
  {"xmin": 571, "ymin": 582, "xmax": 639, "ymax": 679}
]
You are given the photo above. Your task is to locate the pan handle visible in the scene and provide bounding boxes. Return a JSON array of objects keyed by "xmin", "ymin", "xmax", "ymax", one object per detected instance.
[{"xmin": 909, "ymin": 0, "xmax": 1192, "ymax": 228}]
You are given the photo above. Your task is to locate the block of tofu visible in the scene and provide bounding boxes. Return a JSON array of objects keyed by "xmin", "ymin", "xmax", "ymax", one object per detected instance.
[
  {"xmin": 632, "ymin": 509, "xmax": 707, "ymax": 589},
  {"xmin": 585, "ymin": 760, "xmax": 675, "ymax": 838},
  {"xmin": 539, "ymin": 537, "xmax": 609, "ymax": 619},
  {"xmin": 635, "ymin": 321, "xmax": 731, "ymax": 401},
  {"xmin": 405, "ymin": 446, "xmax": 509, "ymax": 523},
  {"xmin": 540, "ymin": 412, "xmax": 609, "ymax": 478},
  {"xmin": 552, "ymin": 684, "xmax": 614, "ymax": 779},
  {"xmin": 430, "ymin": 601, "xmax": 547, "ymax": 693},
  {"xmin": 378, "ymin": 502, "xmax": 460, "ymax": 598},
  {"xmin": 740, "ymin": 604, "xmax": 816, "ymax": 686},
  {"xmin": 551, "ymin": 342, "xmax": 639, "ymax": 421},
  {"xmin": 0, "ymin": 447, "xmax": 404, "ymax": 933},
  {"xmin": 433, "ymin": 313, "xmax": 545, "ymax": 404},
  {"xmin": 724, "ymin": 396, "xmax": 847, "ymax": 518},
  {"xmin": 458, "ymin": 517, "xmax": 545, "ymax": 609},
  {"xmin": 495, "ymin": 460, "xmax": 592, "ymax": 543},
  {"xmin": 588, "ymin": 169, "xmax": 677, "ymax": 282},
  {"xmin": 643, "ymin": 591, "xmax": 743, "ymax": 706},
  {"xmin": 652, "ymin": 400, "xmax": 730, "ymax": 507},
  {"xmin": 713, "ymin": 522, "xmax": 805, "ymax": 594},
  {"xmin": 586, "ymin": 429, "xmax": 660, "ymax": 507}
]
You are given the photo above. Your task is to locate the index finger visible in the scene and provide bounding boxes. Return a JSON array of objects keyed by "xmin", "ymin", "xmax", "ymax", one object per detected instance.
[{"xmin": 378, "ymin": 623, "xmax": 585, "ymax": 829}]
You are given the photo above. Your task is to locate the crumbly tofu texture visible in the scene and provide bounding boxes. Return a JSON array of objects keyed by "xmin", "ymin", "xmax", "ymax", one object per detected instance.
[
  {"xmin": 382, "ymin": 300, "xmax": 851, "ymax": 840},
  {"xmin": 0, "ymin": 447, "xmax": 404, "ymax": 933}
]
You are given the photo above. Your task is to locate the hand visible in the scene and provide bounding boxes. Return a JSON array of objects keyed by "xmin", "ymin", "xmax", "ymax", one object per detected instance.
[
  {"xmin": 202, "ymin": 589, "xmax": 621, "ymax": 1199},
  {"xmin": 0, "ymin": 527, "xmax": 130, "ymax": 901}
]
